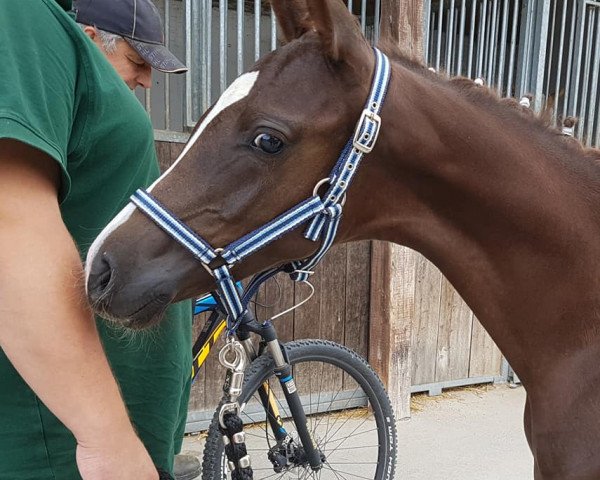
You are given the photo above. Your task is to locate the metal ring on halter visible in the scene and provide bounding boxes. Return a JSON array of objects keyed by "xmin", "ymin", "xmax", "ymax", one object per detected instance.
[
  {"xmin": 313, "ymin": 178, "xmax": 331, "ymax": 197},
  {"xmin": 312, "ymin": 178, "xmax": 347, "ymax": 206}
]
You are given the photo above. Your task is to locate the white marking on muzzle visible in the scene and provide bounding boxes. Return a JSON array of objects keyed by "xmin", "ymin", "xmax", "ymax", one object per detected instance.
[
  {"xmin": 84, "ymin": 70, "xmax": 260, "ymax": 291},
  {"xmin": 85, "ymin": 204, "xmax": 136, "ymax": 292}
]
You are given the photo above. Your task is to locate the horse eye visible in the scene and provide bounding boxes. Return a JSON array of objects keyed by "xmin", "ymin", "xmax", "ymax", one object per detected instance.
[{"xmin": 253, "ymin": 133, "xmax": 284, "ymax": 154}]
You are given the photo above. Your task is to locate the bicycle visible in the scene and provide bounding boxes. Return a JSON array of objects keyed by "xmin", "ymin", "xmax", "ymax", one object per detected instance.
[{"xmin": 190, "ymin": 278, "xmax": 398, "ymax": 480}]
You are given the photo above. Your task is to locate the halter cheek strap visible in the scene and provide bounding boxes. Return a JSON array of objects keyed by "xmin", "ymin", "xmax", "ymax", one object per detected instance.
[{"xmin": 130, "ymin": 48, "xmax": 392, "ymax": 332}]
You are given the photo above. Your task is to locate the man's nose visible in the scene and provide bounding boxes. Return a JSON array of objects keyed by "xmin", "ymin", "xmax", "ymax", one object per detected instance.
[{"xmin": 138, "ymin": 67, "xmax": 152, "ymax": 89}]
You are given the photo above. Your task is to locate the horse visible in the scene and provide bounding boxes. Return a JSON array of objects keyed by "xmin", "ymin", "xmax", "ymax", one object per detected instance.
[{"xmin": 85, "ymin": 0, "xmax": 600, "ymax": 478}]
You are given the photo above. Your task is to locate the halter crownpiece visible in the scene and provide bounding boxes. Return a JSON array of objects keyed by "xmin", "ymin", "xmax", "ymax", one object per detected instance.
[{"xmin": 130, "ymin": 48, "xmax": 392, "ymax": 330}]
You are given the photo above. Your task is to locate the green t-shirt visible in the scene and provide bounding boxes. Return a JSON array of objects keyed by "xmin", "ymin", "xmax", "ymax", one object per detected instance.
[{"xmin": 0, "ymin": 1, "xmax": 191, "ymax": 477}]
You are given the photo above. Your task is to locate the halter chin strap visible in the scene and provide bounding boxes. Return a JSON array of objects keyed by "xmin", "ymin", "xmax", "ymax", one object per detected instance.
[{"xmin": 130, "ymin": 48, "xmax": 391, "ymax": 331}]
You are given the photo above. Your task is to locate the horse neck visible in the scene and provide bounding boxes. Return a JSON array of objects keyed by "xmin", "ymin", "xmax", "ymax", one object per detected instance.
[{"xmin": 357, "ymin": 62, "xmax": 600, "ymax": 381}]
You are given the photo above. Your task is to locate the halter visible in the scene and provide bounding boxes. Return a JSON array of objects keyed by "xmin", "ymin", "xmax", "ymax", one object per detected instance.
[{"xmin": 130, "ymin": 48, "xmax": 391, "ymax": 332}]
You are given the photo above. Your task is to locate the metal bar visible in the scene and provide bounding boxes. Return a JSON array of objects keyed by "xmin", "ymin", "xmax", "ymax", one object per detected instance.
[
  {"xmin": 361, "ymin": 0, "xmax": 367, "ymax": 33},
  {"xmin": 254, "ymin": 0, "xmax": 261, "ymax": 61},
  {"xmin": 185, "ymin": 0, "xmax": 193, "ymax": 126},
  {"xmin": 579, "ymin": 8, "xmax": 595, "ymax": 144},
  {"xmin": 563, "ymin": 0, "xmax": 579, "ymax": 118},
  {"xmin": 453, "ymin": 3, "xmax": 459, "ymax": 73},
  {"xmin": 507, "ymin": 0, "xmax": 519, "ymax": 96},
  {"xmin": 436, "ymin": 0, "xmax": 444, "ymax": 72},
  {"xmin": 457, "ymin": 0, "xmax": 466, "ymax": 75},
  {"xmin": 497, "ymin": 0, "xmax": 509, "ymax": 95},
  {"xmin": 586, "ymin": 9, "xmax": 600, "ymax": 145},
  {"xmin": 553, "ymin": 0, "xmax": 568, "ymax": 123},
  {"xmin": 533, "ymin": 0, "xmax": 550, "ymax": 112},
  {"xmin": 219, "ymin": 0, "xmax": 227, "ymax": 93},
  {"xmin": 424, "ymin": 0, "xmax": 432, "ymax": 64},
  {"xmin": 487, "ymin": 0, "xmax": 499, "ymax": 86},
  {"xmin": 476, "ymin": 0, "xmax": 488, "ymax": 78},
  {"xmin": 164, "ymin": 0, "xmax": 170, "ymax": 131},
  {"xmin": 154, "ymin": 129, "xmax": 191, "ymax": 143},
  {"xmin": 572, "ymin": 4, "xmax": 589, "ymax": 125},
  {"xmin": 411, "ymin": 375, "xmax": 505, "ymax": 396},
  {"xmin": 205, "ymin": 0, "xmax": 213, "ymax": 108},
  {"xmin": 519, "ymin": 0, "xmax": 535, "ymax": 96},
  {"xmin": 483, "ymin": 0, "xmax": 493, "ymax": 80},
  {"xmin": 237, "ymin": 0, "xmax": 244, "ymax": 75},
  {"xmin": 374, "ymin": 0, "xmax": 381, "ymax": 43},
  {"xmin": 447, "ymin": 0, "xmax": 456, "ymax": 75},
  {"xmin": 543, "ymin": 0, "xmax": 557, "ymax": 115},
  {"xmin": 468, "ymin": 0, "xmax": 477, "ymax": 77},
  {"xmin": 271, "ymin": 7, "xmax": 277, "ymax": 50},
  {"xmin": 145, "ymin": 81, "xmax": 152, "ymax": 117}
]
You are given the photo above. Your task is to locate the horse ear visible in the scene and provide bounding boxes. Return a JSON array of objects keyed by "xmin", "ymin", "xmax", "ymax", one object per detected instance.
[
  {"xmin": 306, "ymin": 0, "xmax": 369, "ymax": 63},
  {"xmin": 271, "ymin": 0, "xmax": 310, "ymax": 43}
]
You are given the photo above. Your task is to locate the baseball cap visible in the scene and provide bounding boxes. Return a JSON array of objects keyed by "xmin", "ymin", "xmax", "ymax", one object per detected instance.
[{"xmin": 74, "ymin": 0, "xmax": 188, "ymax": 74}]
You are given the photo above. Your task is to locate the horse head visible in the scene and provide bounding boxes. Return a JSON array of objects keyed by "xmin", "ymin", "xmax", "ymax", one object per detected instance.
[{"xmin": 85, "ymin": 0, "xmax": 380, "ymax": 328}]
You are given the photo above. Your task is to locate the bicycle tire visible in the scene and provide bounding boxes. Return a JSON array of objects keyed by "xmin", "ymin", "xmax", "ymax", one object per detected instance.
[{"xmin": 202, "ymin": 339, "xmax": 397, "ymax": 480}]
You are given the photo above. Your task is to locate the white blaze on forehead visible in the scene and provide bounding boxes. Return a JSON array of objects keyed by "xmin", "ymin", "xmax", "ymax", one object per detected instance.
[
  {"xmin": 148, "ymin": 70, "xmax": 260, "ymax": 192},
  {"xmin": 84, "ymin": 70, "xmax": 259, "ymax": 288}
]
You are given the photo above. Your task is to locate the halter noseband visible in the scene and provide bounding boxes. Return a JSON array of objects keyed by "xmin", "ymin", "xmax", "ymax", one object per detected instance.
[{"xmin": 130, "ymin": 48, "xmax": 391, "ymax": 332}]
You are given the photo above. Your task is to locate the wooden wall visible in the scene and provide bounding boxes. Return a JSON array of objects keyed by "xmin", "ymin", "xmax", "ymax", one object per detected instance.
[
  {"xmin": 155, "ymin": 141, "xmax": 505, "ymax": 429},
  {"xmin": 411, "ymin": 252, "xmax": 504, "ymax": 390}
]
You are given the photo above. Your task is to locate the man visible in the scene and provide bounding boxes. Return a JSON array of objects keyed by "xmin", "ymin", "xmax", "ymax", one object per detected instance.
[
  {"xmin": 74, "ymin": 1, "xmax": 201, "ymax": 475},
  {"xmin": 0, "ymin": 1, "xmax": 195, "ymax": 479}
]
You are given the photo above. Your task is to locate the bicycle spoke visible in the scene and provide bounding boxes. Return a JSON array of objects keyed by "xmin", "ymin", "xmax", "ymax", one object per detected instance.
[{"xmin": 322, "ymin": 463, "xmax": 373, "ymax": 480}]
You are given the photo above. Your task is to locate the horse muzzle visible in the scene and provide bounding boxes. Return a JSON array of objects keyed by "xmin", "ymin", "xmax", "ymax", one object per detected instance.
[{"xmin": 86, "ymin": 251, "xmax": 177, "ymax": 329}]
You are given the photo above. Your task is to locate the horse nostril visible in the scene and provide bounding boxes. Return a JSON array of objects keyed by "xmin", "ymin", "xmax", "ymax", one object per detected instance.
[{"xmin": 87, "ymin": 254, "xmax": 115, "ymax": 303}]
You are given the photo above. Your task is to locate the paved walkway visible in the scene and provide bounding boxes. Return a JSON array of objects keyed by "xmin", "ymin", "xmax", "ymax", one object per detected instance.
[
  {"xmin": 398, "ymin": 384, "xmax": 532, "ymax": 479},
  {"xmin": 182, "ymin": 384, "xmax": 533, "ymax": 479}
]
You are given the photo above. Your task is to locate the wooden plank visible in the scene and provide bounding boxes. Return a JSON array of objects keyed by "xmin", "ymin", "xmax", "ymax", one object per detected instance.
[
  {"xmin": 319, "ymin": 244, "xmax": 347, "ymax": 395},
  {"xmin": 344, "ymin": 241, "xmax": 371, "ymax": 361},
  {"xmin": 435, "ymin": 279, "xmax": 474, "ymax": 383},
  {"xmin": 155, "ymin": 140, "xmax": 172, "ymax": 173},
  {"xmin": 369, "ymin": 242, "xmax": 415, "ymax": 420},
  {"xmin": 292, "ymin": 261, "xmax": 323, "ymax": 395},
  {"xmin": 469, "ymin": 316, "xmax": 504, "ymax": 378},
  {"xmin": 189, "ymin": 311, "xmax": 209, "ymax": 412},
  {"xmin": 263, "ymin": 274, "xmax": 295, "ymax": 344},
  {"xmin": 170, "ymin": 142, "xmax": 185, "ymax": 165},
  {"xmin": 368, "ymin": 0, "xmax": 423, "ymax": 421},
  {"xmin": 344, "ymin": 241, "xmax": 371, "ymax": 391},
  {"xmin": 381, "ymin": 0, "xmax": 425, "ymax": 59},
  {"xmin": 411, "ymin": 254, "xmax": 443, "ymax": 385}
]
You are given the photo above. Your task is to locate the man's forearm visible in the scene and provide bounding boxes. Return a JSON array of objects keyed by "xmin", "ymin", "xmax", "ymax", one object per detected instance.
[{"xmin": 0, "ymin": 219, "xmax": 134, "ymax": 443}]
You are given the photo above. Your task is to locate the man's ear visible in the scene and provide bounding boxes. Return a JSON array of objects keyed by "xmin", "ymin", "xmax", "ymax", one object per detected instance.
[{"xmin": 81, "ymin": 25, "xmax": 98, "ymax": 42}]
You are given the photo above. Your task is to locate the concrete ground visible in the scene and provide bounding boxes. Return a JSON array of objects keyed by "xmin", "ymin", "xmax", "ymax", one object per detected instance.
[{"xmin": 182, "ymin": 383, "xmax": 533, "ymax": 479}]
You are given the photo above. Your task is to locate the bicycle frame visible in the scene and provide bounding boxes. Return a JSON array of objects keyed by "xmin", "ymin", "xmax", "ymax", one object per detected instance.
[{"xmin": 191, "ymin": 292, "xmax": 324, "ymax": 470}]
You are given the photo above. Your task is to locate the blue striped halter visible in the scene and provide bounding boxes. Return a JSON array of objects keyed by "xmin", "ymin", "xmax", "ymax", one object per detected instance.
[{"xmin": 131, "ymin": 48, "xmax": 392, "ymax": 332}]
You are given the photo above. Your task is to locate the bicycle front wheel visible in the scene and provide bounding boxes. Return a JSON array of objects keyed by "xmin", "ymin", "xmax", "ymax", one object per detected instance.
[{"xmin": 202, "ymin": 339, "xmax": 397, "ymax": 480}]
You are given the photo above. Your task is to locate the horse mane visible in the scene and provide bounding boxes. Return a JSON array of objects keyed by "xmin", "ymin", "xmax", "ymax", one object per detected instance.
[{"xmin": 376, "ymin": 39, "xmax": 600, "ymax": 165}]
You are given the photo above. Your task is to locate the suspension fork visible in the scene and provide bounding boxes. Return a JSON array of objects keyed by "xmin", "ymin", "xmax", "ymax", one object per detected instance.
[
  {"xmin": 262, "ymin": 324, "xmax": 323, "ymax": 470},
  {"xmin": 237, "ymin": 312, "xmax": 322, "ymax": 470},
  {"xmin": 236, "ymin": 312, "xmax": 289, "ymax": 444}
]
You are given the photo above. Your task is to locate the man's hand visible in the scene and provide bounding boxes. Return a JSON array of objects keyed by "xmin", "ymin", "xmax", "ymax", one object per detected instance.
[{"xmin": 76, "ymin": 429, "xmax": 158, "ymax": 480}]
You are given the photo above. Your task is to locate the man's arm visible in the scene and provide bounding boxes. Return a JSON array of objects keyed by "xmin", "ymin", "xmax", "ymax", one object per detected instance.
[{"xmin": 0, "ymin": 139, "xmax": 158, "ymax": 480}]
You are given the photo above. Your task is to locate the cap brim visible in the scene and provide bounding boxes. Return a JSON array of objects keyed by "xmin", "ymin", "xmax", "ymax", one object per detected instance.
[{"xmin": 125, "ymin": 38, "xmax": 188, "ymax": 74}]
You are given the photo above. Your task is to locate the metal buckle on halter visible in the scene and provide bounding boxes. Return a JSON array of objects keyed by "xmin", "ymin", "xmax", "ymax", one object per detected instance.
[{"xmin": 352, "ymin": 109, "xmax": 381, "ymax": 154}]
